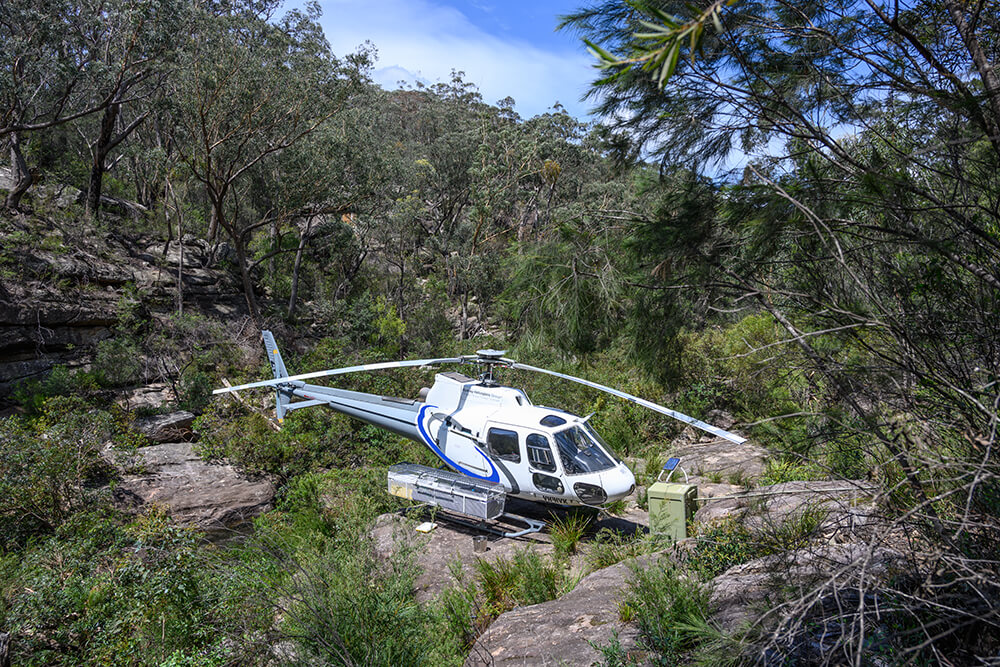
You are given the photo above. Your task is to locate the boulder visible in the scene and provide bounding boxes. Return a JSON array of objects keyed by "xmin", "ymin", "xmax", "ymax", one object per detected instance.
[
  {"xmin": 134, "ymin": 410, "xmax": 195, "ymax": 443},
  {"xmin": 668, "ymin": 434, "xmax": 769, "ymax": 485},
  {"xmin": 117, "ymin": 383, "xmax": 175, "ymax": 411},
  {"xmin": 709, "ymin": 543, "xmax": 905, "ymax": 634},
  {"xmin": 695, "ymin": 480, "xmax": 878, "ymax": 540},
  {"xmin": 112, "ymin": 442, "xmax": 274, "ymax": 531},
  {"xmin": 465, "ymin": 559, "xmax": 646, "ymax": 667}
]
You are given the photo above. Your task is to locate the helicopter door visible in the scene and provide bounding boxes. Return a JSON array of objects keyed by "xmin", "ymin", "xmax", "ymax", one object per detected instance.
[
  {"xmin": 428, "ymin": 413, "xmax": 491, "ymax": 476},
  {"xmin": 445, "ymin": 430, "xmax": 491, "ymax": 476},
  {"xmin": 485, "ymin": 427, "xmax": 527, "ymax": 493},
  {"xmin": 526, "ymin": 433, "xmax": 565, "ymax": 496}
]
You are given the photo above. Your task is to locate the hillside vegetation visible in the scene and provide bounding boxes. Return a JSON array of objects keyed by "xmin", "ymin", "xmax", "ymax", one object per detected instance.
[{"xmin": 2, "ymin": 0, "xmax": 999, "ymax": 664}]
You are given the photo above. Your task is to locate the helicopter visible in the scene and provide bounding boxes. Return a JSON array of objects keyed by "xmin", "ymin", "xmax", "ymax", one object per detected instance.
[{"xmin": 213, "ymin": 331, "xmax": 746, "ymax": 510}]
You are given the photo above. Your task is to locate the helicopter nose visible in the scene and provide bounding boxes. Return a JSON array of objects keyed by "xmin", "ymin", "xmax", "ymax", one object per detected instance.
[{"xmin": 603, "ymin": 465, "xmax": 636, "ymax": 502}]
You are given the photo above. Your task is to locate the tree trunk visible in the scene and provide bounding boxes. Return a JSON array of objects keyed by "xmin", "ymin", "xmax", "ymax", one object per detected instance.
[
  {"xmin": 945, "ymin": 0, "xmax": 1000, "ymax": 156},
  {"xmin": 233, "ymin": 234, "xmax": 260, "ymax": 322},
  {"xmin": 5, "ymin": 132, "xmax": 32, "ymax": 210},
  {"xmin": 85, "ymin": 102, "xmax": 119, "ymax": 219},
  {"xmin": 167, "ymin": 177, "xmax": 184, "ymax": 315},
  {"xmin": 287, "ymin": 216, "xmax": 312, "ymax": 320},
  {"xmin": 207, "ymin": 205, "xmax": 218, "ymax": 243}
]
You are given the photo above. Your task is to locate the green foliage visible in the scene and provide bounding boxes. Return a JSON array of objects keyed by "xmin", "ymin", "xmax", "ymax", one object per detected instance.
[
  {"xmin": 686, "ymin": 508, "xmax": 828, "ymax": 581},
  {"xmin": 591, "ymin": 630, "xmax": 643, "ymax": 666},
  {"xmin": 585, "ymin": 528, "xmax": 658, "ymax": 572},
  {"xmin": 549, "ymin": 509, "xmax": 594, "ymax": 557},
  {"xmin": 474, "ymin": 549, "xmax": 563, "ymax": 616},
  {"xmin": 0, "ymin": 398, "xmax": 139, "ymax": 547},
  {"xmin": 246, "ymin": 474, "xmax": 461, "ymax": 667},
  {"xmin": 0, "ymin": 508, "xmax": 270, "ymax": 666},
  {"xmin": 825, "ymin": 438, "xmax": 868, "ymax": 480},
  {"xmin": 11, "ymin": 365, "xmax": 99, "ymax": 415},
  {"xmin": 93, "ymin": 336, "xmax": 142, "ymax": 388},
  {"xmin": 757, "ymin": 458, "xmax": 823, "ymax": 486},
  {"xmin": 685, "ymin": 518, "xmax": 758, "ymax": 580},
  {"xmin": 623, "ymin": 558, "xmax": 713, "ymax": 665},
  {"xmin": 178, "ymin": 368, "xmax": 212, "ymax": 413},
  {"xmin": 193, "ymin": 396, "xmax": 421, "ymax": 480},
  {"xmin": 273, "ymin": 534, "xmax": 433, "ymax": 666}
]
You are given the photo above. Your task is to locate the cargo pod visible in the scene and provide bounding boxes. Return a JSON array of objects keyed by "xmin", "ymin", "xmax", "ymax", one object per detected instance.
[{"xmin": 387, "ymin": 463, "xmax": 544, "ymax": 537}]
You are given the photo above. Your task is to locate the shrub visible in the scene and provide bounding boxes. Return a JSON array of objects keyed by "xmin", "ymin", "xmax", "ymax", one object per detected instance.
[
  {"xmin": 178, "ymin": 368, "xmax": 213, "ymax": 413},
  {"xmin": 549, "ymin": 509, "xmax": 593, "ymax": 557},
  {"xmin": 585, "ymin": 528, "xmax": 656, "ymax": 572},
  {"xmin": 1, "ymin": 508, "xmax": 269, "ymax": 666},
  {"xmin": 93, "ymin": 336, "xmax": 142, "ymax": 387},
  {"xmin": 249, "ymin": 493, "xmax": 459, "ymax": 667},
  {"xmin": 757, "ymin": 458, "xmax": 823, "ymax": 486},
  {"xmin": 0, "ymin": 398, "xmax": 139, "ymax": 546},
  {"xmin": 685, "ymin": 517, "xmax": 758, "ymax": 580},
  {"xmin": 459, "ymin": 549, "xmax": 565, "ymax": 629},
  {"xmin": 623, "ymin": 558, "xmax": 713, "ymax": 665},
  {"xmin": 438, "ymin": 561, "xmax": 481, "ymax": 652},
  {"xmin": 11, "ymin": 365, "xmax": 99, "ymax": 414}
]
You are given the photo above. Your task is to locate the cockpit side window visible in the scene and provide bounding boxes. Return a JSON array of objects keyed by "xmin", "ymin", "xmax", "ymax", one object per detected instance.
[
  {"xmin": 487, "ymin": 427, "xmax": 520, "ymax": 463},
  {"xmin": 526, "ymin": 433, "xmax": 556, "ymax": 472}
]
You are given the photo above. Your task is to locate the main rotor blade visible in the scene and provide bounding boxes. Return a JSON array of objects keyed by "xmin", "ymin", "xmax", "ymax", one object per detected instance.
[
  {"xmin": 213, "ymin": 357, "xmax": 467, "ymax": 395},
  {"xmin": 509, "ymin": 362, "xmax": 747, "ymax": 444}
]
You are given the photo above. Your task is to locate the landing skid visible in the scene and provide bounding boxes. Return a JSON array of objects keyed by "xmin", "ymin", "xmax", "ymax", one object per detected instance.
[
  {"xmin": 459, "ymin": 511, "xmax": 545, "ymax": 538},
  {"xmin": 402, "ymin": 504, "xmax": 545, "ymax": 538}
]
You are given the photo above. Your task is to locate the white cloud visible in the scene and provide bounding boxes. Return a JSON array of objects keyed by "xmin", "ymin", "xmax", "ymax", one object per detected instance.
[{"xmin": 315, "ymin": 0, "xmax": 596, "ymax": 119}]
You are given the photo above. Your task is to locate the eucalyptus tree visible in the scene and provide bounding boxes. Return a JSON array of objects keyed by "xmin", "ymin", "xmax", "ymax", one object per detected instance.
[
  {"xmin": 0, "ymin": 0, "xmax": 142, "ymax": 209},
  {"xmin": 78, "ymin": 0, "xmax": 188, "ymax": 219},
  {"xmin": 242, "ymin": 83, "xmax": 397, "ymax": 321},
  {"xmin": 567, "ymin": 0, "xmax": 1000, "ymax": 659},
  {"xmin": 174, "ymin": 0, "xmax": 371, "ymax": 320}
]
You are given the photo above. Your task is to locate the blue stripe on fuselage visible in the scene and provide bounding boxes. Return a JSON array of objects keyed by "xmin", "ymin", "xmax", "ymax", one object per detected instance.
[{"xmin": 416, "ymin": 404, "xmax": 500, "ymax": 483}]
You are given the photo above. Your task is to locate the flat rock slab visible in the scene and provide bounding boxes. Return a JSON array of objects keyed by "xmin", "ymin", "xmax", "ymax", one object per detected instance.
[
  {"xmin": 466, "ymin": 558, "xmax": 646, "ymax": 667},
  {"xmin": 372, "ymin": 512, "xmax": 556, "ymax": 603},
  {"xmin": 114, "ymin": 442, "xmax": 274, "ymax": 531}
]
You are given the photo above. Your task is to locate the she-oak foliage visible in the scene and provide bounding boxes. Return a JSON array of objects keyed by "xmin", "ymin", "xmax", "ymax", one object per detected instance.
[{"xmin": 563, "ymin": 0, "xmax": 1000, "ymax": 661}]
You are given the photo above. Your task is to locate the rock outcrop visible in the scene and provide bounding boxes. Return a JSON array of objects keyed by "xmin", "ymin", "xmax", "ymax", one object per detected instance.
[
  {"xmin": 668, "ymin": 433, "xmax": 769, "ymax": 486},
  {"xmin": 708, "ymin": 543, "xmax": 905, "ymax": 633},
  {"xmin": 465, "ymin": 558, "xmax": 649, "ymax": 667},
  {"xmin": 0, "ymin": 216, "xmax": 243, "ymax": 397},
  {"xmin": 116, "ymin": 383, "xmax": 175, "ymax": 411},
  {"xmin": 134, "ymin": 410, "xmax": 196, "ymax": 443},
  {"xmin": 695, "ymin": 480, "xmax": 878, "ymax": 540},
  {"xmin": 111, "ymin": 442, "xmax": 274, "ymax": 531}
]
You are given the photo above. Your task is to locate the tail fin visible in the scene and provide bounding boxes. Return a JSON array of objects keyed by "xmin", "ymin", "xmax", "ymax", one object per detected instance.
[
  {"xmin": 261, "ymin": 330, "xmax": 291, "ymax": 421},
  {"xmin": 262, "ymin": 330, "xmax": 288, "ymax": 379}
]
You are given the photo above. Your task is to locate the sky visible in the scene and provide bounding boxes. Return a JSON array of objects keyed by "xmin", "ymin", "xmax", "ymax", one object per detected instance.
[{"xmin": 312, "ymin": 0, "xmax": 599, "ymax": 121}]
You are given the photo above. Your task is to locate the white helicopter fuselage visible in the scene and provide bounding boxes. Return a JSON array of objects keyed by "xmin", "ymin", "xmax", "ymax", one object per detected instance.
[{"xmin": 420, "ymin": 372, "xmax": 636, "ymax": 505}]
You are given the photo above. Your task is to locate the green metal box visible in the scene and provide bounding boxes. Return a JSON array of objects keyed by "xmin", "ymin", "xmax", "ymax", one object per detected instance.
[{"xmin": 648, "ymin": 482, "xmax": 698, "ymax": 541}]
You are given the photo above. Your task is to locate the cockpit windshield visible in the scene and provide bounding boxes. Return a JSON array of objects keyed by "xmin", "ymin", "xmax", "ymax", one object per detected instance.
[{"xmin": 553, "ymin": 426, "xmax": 616, "ymax": 475}]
